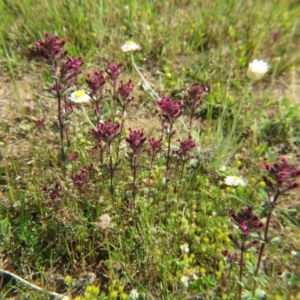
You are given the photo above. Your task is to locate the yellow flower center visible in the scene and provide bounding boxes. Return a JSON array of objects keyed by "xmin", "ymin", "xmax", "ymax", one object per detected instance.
[
  {"xmin": 74, "ymin": 90, "xmax": 85, "ymax": 98},
  {"xmin": 125, "ymin": 40, "xmax": 134, "ymax": 45}
]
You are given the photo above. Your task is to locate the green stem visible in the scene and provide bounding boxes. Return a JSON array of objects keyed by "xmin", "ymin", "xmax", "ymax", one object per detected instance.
[
  {"xmin": 81, "ymin": 104, "xmax": 97, "ymax": 130},
  {"xmin": 239, "ymin": 246, "xmax": 245, "ymax": 300},
  {"xmin": 131, "ymin": 53, "xmax": 160, "ymax": 100}
]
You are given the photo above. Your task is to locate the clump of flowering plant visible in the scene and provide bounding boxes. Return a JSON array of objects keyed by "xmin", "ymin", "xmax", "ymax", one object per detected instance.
[
  {"xmin": 186, "ymin": 84, "xmax": 209, "ymax": 129},
  {"xmin": 86, "ymin": 70, "xmax": 106, "ymax": 118},
  {"xmin": 70, "ymin": 165, "xmax": 93, "ymax": 195},
  {"xmin": 91, "ymin": 119, "xmax": 121, "ymax": 196},
  {"xmin": 116, "ymin": 79, "xmax": 135, "ymax": 160},
  {"xmin": 226, "ymin": 206, "xmax": 264, "ymax": 300},
  {"xmin": 106, "ymin": 60, "xmax": 123, "ymax": 112},
  {"xmin": 91, "ymin": 119, "xmax": 121, "ymax": 155},
  {"xmin": 176, "ymin": 135, "xmax": 197, "ymax": 183},
  {"xmin": 252, "ymin": 157, "xmax": 300, "ymax": 294},
  {"xmin": 36, "ymin": 33, "xmax": 84, "ymax": 162},
  {"xmin": 126, "ymin": 128, "xmax": 147, "ymax": 206},
  {"xmin": 148, "ymin": 137, "xmax": 163, "ymax": 169},
  {"xmin": 42, "ymin": 182, "xmax": 62, "ymax": 202},
  {"xmin": 157, "ymin": 96, "xmax": 183, "ymax": 181}
]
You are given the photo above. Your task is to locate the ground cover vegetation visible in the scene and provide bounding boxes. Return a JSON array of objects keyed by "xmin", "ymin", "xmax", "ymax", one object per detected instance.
[{"xmin": 0, "ymin": 0, "xmax": 300, "ymax": 299}]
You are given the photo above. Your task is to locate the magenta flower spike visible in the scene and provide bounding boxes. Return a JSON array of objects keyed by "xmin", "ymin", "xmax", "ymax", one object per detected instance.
[
  {"xmin": 177, "ymin": 135, "xmax": 196, "ymax": 161},
  {"xmin": 106, "ymin": 60, "xmax": 123, "ymax": 82},
  {"xmin": 86, "ymin": 71, "xmax": 106, "ymax": 96},
  {"xmin": 148, "ymin": 137, "xmax": 163, "ymax": 157},
  {"xmin": 126, "ymin": 128, "xmax": 147, "ymax": 155},
  {"xmin": 118, "ymin": 79, "xmax": 134, "ymax": 101},
  {"xmin": 156, "ymin": 96, "xmax": 183, "ymax": 124},
  {"xmin": 262, "ymin": 157, "xmax": 300, "ymax": 195},
  {"xmin": 230, "ymin": 206, "xmax": 264, "ymax": 238},
  {"xmin": 36, "ymin": 32, "xmax": 67, "ymax": 61},
  {"xmin": 91, "ymin": 118, "xmax": 121, "ymax": 146},
  {"xmin": 187, "ymin": 84, "xmax": 209, "ymax": 104}
]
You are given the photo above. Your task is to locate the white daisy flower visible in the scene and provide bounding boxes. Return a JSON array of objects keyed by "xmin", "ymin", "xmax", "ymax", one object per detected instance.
[
  {"xmin": 224, "ymin": 175, "xmax": 247, "ymax": 187},
  {"xmin": 69, "ymin": 90, "xmax": 91, "ymax": 103},
  {"xmin": 247, "ymin": 59, "xmax": 269, "ymax": 81},
  {"xmin": 291, "ymin": 250, "xmax": 298, "ymax": 257},
  {"xmin": 180, "ymin": 276, "xmax": 189, "ymax": 288},
  {"xmin": 121, "ymin": 40, "xmax": 141, "ymax": 52},
  {"xmin": 180, "ymin": 243, "xmax": 190, "ymax": 253},
  {"xmin": 129, "ymin": 289, "xmax": 140, "ymax": 299}
]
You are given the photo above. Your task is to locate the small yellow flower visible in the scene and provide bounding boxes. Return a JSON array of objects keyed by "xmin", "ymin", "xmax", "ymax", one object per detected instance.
[
  {"xmin": 109, "ymin": 290, "xmax": 118, "ymax": 299},
  {"xmin": 202, "ymin": 237, "xmax": 209, "ymax": 243},
  {"xmin": 215, "ymin": 271, "xmax": 221, "ymax": 279},
  {"xmin": 70, "ymin": 90, "xmax": 91, "ymax": 104},
  {"xmin": 118, "ymin": 285, "xmax": 125, "ymax": 293},
  {"xmin": 236, "ymin": 160, "xmax": 242, "ymax": 167},
  {"xmin": 85, "ymin": 285, "xmax": 100, "ymax": 297},
  {"xmin": 259, "ymin": 181, "xmax": 266, "ymax": 187},
  {"xmin": 76, "ymin": 244, "xmax": 83, "ymax": 252},
  {"xmin": 65, "ymin": 275, "xmax": 73, "ymax": 285},
  {"xmin": 120, "ymin": 292, "xmax": 128, "ymax": 300},
  {"xmin": 121, "ymin": 40, "xmax": 141, "ymax": 52}
]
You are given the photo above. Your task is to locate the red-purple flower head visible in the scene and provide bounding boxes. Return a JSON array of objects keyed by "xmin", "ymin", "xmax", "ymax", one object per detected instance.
[
  {"xmin": 156, "ymin": 96, "xmax": 183, "ymax": 124},
  {"xmin": 176, "ymin": 135, "xmax": 197, "ymax": 161},
  {"xmin": 230, "ymin": 206, "xmax": 264, "ymax": 237},
  {"xmin": 118, "ymin": 79, "xmax": 134, "ymax": 101},
  {"xmin": 91, "ymin": 118, "xmax": 121, "ymax": 145},
  {"xmin": 42, "ymin": 183, "xmax": 61, "ymax": 200},
  {"xmin": 60, "ymin": 56, "xmax": 84, "ymax": 82},
  {"xmin": 86, "ymin": 71, "xmax": 106, "ymax": 96},
  {"xmin": 106, "ymin": 60, "xmax": 123, "ymax": 81},
  {"xmin": 69, "ymin": 151, "xmax": 79, "ymax": 161},
  {"xmin": 262, "ymin": 157, "xmax": 300, "ymax": 194},
  {"xmin": 33, "ymin": 118, "xmax": 46, "ymax": 129},
  {"xmin": 126, "ymin": 128, "xmax": 147, "ymax": 155},
  {"xmin": 148, "ymin": 137, "xmax": 163, "ymax": 157},
  {"xmin": 187, "ymin": 84, "xmax": 209, "ymax": 103},
  {"xmin": 36, "ymin": 32, "xmax": 67, "ymax": 61},
  {"xmin": 222, "ymin": 249, "xmax": 241, "ymax": 265}
]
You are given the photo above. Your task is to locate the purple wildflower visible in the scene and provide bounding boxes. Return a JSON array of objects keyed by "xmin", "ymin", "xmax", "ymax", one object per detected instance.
[
  {"xmin": 126, "ymin": 128, "xmax": 147, "ymax": 155},
  {"xmin": 35, "ymin": 32, "xmax": 67, "ymax": 61},
  {"xmin": 156, "ymin": 96, "xmax": 183, "ymax": 124},
  {"xmin": 86, "ymin": 71, "xmax": 106, "ymax": 96},
  {"xmin": 230, "ymin": 206, "xmax": 264, "ymax": 238},
  {"xmin": 106, "ymin": 60, "xmax": 123, "ymax": 81},
  {"xmin": 176, "ymin": 135, "xmax": 196, "ymax": 161},
  {"xmin": 262, "ymin": 157, "xmax": 300, "ymax": 195},
  {"xmin": 91, "ymin": 119, "xmax": 121, "ymax": 145}
]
